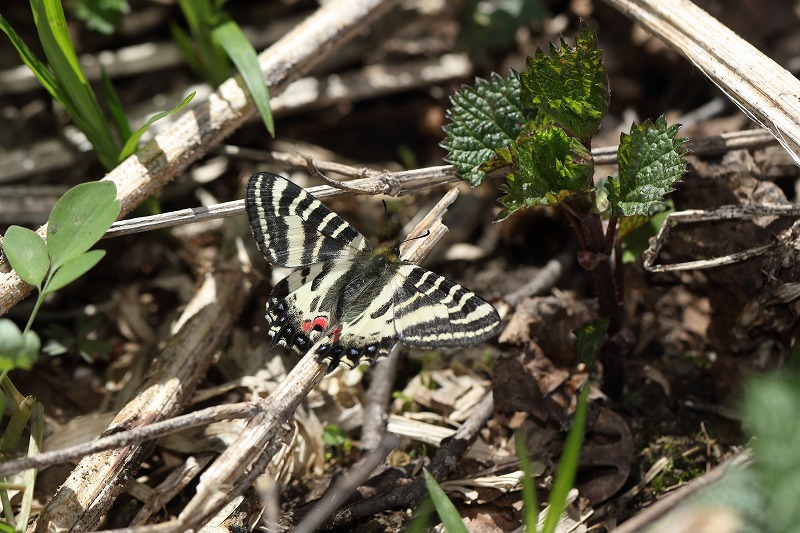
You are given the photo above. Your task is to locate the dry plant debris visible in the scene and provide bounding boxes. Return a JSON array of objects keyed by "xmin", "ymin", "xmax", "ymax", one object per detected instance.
[{"xmin": 0, "ymin": 0, "xmax": 799, "ymax": 531}]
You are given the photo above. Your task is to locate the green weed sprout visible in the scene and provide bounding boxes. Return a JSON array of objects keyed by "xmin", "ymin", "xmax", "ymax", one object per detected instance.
[
  {"xmin": 415, "ymin": 385, "xmax": 590, "ymax": 532},
  {"xmin": 441, "ymin": 24, "xmax": 687, "ymax": 397},
  {"xmin": 172, "ymin": 0, "xmax": 274, "ymax": 136},
  {"xmin": 0, "ymin": 180, "xmax": 119, "ymax": 529},
  {"xmin": 1, "ymin": 181, "xmax": 120, "ymax": 369},
  {"xmin": 0, "ymin": 0, "xmax": 194, "ymax": 170}
]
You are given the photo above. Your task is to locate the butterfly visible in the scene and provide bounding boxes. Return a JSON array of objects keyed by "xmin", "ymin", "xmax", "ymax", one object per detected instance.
[{"xmin": 245, "ymin": 172, "xmax": 501, "ymax": 369}]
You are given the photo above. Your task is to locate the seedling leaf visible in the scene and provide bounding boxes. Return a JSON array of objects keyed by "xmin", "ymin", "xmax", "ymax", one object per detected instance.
[
  {"xmin": 521, "ymin": 24, "xmax": 608, "ymax": 141},
  {"xmin": 0, "ymin": 319, "xmax": 39, "ymax": 370},
  {"xmin": 118, "ymin": 92, "xmax": 196, "ymax": 162},
  {"xmin": 608, "ymin": 116, "xmax": 686, "ymax": 216},
  {"xmin": 0, "ymin": 319, "xmax": 24, "ymax": 357},
  {"xmin": 442, "ymin": 71, "xmax": 536, "ymax": 186},
  {"xmin": 3, "ymin": 226, "xmax": 49, "ymax": 290},
  {"xmin": 213, "ymin": 20, "xmax": 274, "ymax": 136},
  {"xmin": 45, "ymin": 250, "xmax": 106, "ymax": 294},
  {"xmin": 498, "ymin": 126, "xmax": 592, "ymax": 220},
  {"xmin": 423, "ymin": 469, "xmax": 469, "ymax": 533},
  {"xmin": 47, "ymin": 181, "xmax": 120, "ymax": 270}
]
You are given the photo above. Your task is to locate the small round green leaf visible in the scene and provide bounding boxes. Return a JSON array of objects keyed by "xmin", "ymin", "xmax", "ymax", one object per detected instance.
[
  {"xmin": 44, "ymin": 249, "xmax": 106, "ymax": 295},
  {"xmin": 0, "ymin": 319, "xmax": 24, "ymax": 357},
  {"xmin": 3, "ymin": 226, "xmax": 49, "ymax": 289},
  {"xmin": 20, "ymin": 330, "xmax": 41, "ymax": 362},
  {"xmin": 47, "ymin": 181, "xmax": 120, "ymax": 270}
]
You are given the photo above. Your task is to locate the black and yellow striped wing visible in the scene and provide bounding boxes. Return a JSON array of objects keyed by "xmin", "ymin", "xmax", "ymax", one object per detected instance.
[{"xmin": 245, "ymin": 172, "xmax": 501, "ymax": 368}]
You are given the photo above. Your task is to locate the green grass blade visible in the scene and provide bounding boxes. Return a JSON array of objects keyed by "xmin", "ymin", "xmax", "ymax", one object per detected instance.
[
  {"xmin": 213, "ymin": 20, "xmax": 274, "ymax": 136},
  {"xmin": 101, "ymin": 66, "xmax": 131, "ymax": 141},
  {"xmin": 516, "ymin": 434, "xmax": 540, "ymax": 532},
  {"xmin": 423, "ymin": 468, "xmax": 469, "ymax": 533},
  {"xmin": 0, "ymin": 14, "xmax": 61, "ymax": 100},
  {"xmin": 32, "ymin": 0, "xmax": 119, "ymax": 168},
  {"xmin": 177, "ymin": 0, "xmax": 228, "ymax": 84},
  {"xmin": 169, "ymin": 22, "xmax": 200, "ymax": 74},
  {"xmin": 117, "ymin": 92, "xmax": 195, "ymax": 162},
  {"xmin": 542, "ymin": 384, "xmax": 589, "ymax": 533},
  {"xmin": 16, "ymin": 401, "xmax": 44, "ymax": 528},
  {"xmin": 406, "ymin": 498, "xmax": 435, "ymax": 533}
]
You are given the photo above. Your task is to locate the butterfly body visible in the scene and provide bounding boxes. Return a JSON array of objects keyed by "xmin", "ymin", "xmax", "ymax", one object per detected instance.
[{"xmin": 246, "ymin": 172, "xmax": 501, "ymax": 369}]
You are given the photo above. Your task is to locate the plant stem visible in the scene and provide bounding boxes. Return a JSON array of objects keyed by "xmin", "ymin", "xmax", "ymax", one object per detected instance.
[
  {"xmin": 565, "ymin": 200, "xmax": 624, "ymax": 398},
  {"xmin": 0, "ymin": 373, "xmax": 25, "ymax": 408}
]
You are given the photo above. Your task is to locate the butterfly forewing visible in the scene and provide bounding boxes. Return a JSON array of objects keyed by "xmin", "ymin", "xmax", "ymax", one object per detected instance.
[
  {"xmin": 245, "ymin": 172, "xmax": 369, "ymax": 268},
  {"xmin": 391, "ymin": 264, "xmax": 501, "ymax": 347},
  {"xmin": 245, "ymin": 172, "xmax": 502, "ymax": 369}
]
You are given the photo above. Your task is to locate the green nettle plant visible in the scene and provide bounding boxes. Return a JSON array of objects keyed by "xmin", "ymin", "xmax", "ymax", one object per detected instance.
[
  {"xmin": 0, "ymin": 181, "xmax": 120, "ymax": 528},
  {"xmin": 442, "ymin": 24, "xmax": 687, "ymax": 397},
  {"xmin": 0, "ymin": 0, "xmax": 194, "ymax": 171}
]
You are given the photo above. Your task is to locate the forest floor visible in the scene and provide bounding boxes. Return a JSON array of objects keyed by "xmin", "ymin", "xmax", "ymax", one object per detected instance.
[{"xmin": 0, "ymin": 0, "xmax": 798, "ymax": 531}]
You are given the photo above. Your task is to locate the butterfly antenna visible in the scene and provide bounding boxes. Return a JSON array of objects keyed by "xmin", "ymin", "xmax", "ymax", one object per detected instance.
[{"xmin": 400, "ymin": 230, "xmax": 431, "ymax": 246}]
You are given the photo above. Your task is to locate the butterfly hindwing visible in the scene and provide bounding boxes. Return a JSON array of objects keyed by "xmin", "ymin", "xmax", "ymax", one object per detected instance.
[
  {"xmin": 245, "ymin": 172, "xmax": 369, "ymax": 268},
  {"xmin": 265, "ymin": 260, "xmax": 348, "ymax": 354},
  {"xmin": 265, "ymin": 257, "xmax": 397, "ymax": 367}
]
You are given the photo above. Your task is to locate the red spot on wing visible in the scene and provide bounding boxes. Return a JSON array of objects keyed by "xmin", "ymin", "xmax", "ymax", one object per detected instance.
[
  {"xmin": 301, "ymin": 316, "xmax": 330, "ymax": 334},
  {"xmin": 330, "ymin": 326, "xmax": 342, "ymax": 343}
]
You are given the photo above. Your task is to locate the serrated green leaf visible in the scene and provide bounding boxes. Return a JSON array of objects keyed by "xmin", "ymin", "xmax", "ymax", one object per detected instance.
[
  {"xmin": 521, "ymin": 24, "xmax": 608, "ymax": 141},
  {"xmin": 118, "ymin": 92, "xmax": 195, "ymax": 162},
  {"xmin": 423, "ymin": 469, "xmax": 469, "ymax": 533},
  {"xmin": 442, "ymin": 71, "xmax": 537, "ymax": 186},
  {"xmin": 609, "ymin": 115, "xmax": 686, "ymax": 217},
  {"xmin": 3, "ymin": 226, "xmax": 50, "ymax": 290},
  {"xmin": 45, "ymin": 250, "xmax": 106, "ymax": 294},
  {"xmin": 213, "ymin": 20, "xmax": 274, "ymax": 136},
  {"xmin": 497, "ymin": 126, "xmax": 592, "ymax": 221},
  {"xmin": 47, "ymin": 181, "xmax": 120, "ymax": 270}
]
